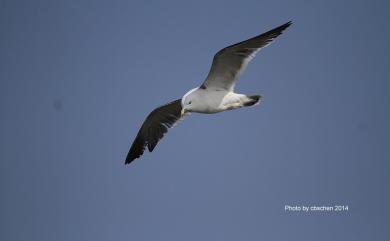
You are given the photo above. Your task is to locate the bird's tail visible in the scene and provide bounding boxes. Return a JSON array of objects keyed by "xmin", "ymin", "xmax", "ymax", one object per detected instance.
[{"xmin": 243, "ymin": 95, "xmax": 262, "ymax": 106}]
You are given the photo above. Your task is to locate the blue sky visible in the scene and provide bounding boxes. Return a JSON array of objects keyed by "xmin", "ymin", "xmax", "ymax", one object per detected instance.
[{"xmin": 1, "ymin": 0, "xmax": 389, "ymax": 240}]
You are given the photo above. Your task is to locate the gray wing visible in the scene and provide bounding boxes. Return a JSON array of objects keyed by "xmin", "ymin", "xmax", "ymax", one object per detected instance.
[
  {"xmin": 125, "ymin": 99, "xmax": 183, "ymax": 164},
  {"xmin": 201, "ymin": 21, "xmax": 292, "ymax": 91}
]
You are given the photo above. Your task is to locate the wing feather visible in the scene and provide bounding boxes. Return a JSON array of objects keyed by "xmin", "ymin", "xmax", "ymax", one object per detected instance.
[
  {"xmin": 125, "ymin": 99, "xmax": 183, "ymax": 164},
  {"xmin": 202, "ymin": 21, "xmax": 292, "ymax": 91}
]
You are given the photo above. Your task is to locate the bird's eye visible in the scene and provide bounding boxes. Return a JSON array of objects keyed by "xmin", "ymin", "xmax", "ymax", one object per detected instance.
[{"xmin": 188, "ymin": 101, "xmax": 192, "ymax": 105}]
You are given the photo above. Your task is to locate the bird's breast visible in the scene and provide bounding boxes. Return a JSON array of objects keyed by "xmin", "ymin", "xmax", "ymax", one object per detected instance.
[{"xmin": 192, "ymin": 89, "xmax": 229, "ymax": 114}]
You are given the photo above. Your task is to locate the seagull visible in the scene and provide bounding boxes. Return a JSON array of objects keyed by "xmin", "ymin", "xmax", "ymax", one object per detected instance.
[{"xmin": 125, "ymin": 21, "xmax": 292, "ymax": 164}]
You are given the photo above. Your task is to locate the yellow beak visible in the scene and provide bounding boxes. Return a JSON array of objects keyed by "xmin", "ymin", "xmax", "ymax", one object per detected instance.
[{"xmin": 181, "ymin": 108, "xmax": 187, "ymax": 116}]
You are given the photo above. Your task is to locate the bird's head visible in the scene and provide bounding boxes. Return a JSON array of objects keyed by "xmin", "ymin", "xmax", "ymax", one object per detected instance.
[{"xmin": 181, "ymin": 88, "xmax": 198, "ymax": 116}]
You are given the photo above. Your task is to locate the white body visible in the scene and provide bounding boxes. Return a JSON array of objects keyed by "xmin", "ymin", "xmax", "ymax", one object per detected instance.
[{"xmin": 181, "ymin": 87, "xmax": 260, "ymax": 114}]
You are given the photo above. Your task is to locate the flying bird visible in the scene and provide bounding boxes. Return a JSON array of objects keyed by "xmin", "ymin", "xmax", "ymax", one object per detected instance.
[{"xmin": 125, "ymin": 21, "xmax": 292, "ymax": 164}]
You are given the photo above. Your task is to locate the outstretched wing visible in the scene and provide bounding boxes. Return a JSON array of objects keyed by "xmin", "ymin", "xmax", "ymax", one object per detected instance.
[
  {"xmin": 201, "ymin": 21, "xmax": 292, "ymax": 91},
  {"xmin": 125, "ymin": 99, "xmax": 183, "ymax": 164}
]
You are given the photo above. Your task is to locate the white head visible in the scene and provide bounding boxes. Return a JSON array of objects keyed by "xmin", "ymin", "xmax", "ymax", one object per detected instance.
[{"xmin": 181, "ymin": 88, "xmax": 199, "ymax": 115}]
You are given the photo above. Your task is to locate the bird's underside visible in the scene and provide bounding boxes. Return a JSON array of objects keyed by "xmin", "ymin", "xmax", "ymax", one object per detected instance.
[{"xmin": 125, "ymin": 21, "xmax": 292, "ymax": 164}]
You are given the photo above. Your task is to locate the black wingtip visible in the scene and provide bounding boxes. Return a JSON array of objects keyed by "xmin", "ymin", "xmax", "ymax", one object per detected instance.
[
  {"xmin": 278, "ymin": 21, "xmax": 293, "ymax": 31},
  {"xmin": 124, "ymin": 154, "xmax": 137, "ymax": 165},
  {"xmin": 259, "ymin": 20, "xmax": 292, "ymax": 41},
  {"xmin": 124, "ymin": 153, "xmax": 141, "ymax": 165},
  {"xmin": 124, "ymin": 134, "xmax": 145, "ymax": 165},
  {"xmin": 124, "ymin": 156, "xmax": 135, "ymax": 165}
]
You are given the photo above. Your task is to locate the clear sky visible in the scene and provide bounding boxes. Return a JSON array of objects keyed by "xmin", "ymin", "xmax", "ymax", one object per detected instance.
[{"xmin": 1, "ymin": 0, "xmax": 389, "ymax": 240}]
